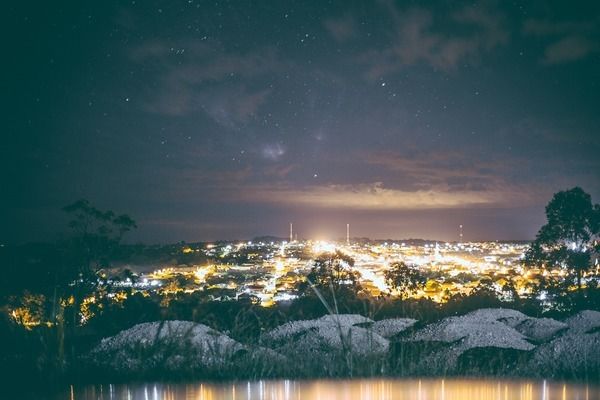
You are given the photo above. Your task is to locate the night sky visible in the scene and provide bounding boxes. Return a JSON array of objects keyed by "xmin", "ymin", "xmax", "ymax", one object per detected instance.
[{"xmin": 3, "ymin": 1, "xmax": 599, "ymax": 244}]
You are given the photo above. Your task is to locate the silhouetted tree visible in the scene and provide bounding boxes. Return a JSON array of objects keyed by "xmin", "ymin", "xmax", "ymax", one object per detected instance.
[
  {"xmin": 57, "ymin": 200, "xmax": 136, "ymax": 362},
  {"xmin": 304, "ymin": 251, "xmax": 360, "ymax": 291},
  {"xmin": 63, "ymin": 199, "xmax": 136, "ymax": 279},
  {"xmin": 57, "ymin": 199, "xmax": 137, "ymax": 325},
  {"xmin": 384, "ymin": 262, "xmax": 426, "ymax": 300},
  {"xmin": 525, "ymin": 187, "xmax": 600, "ymax": 291},
  {"xmin": 300, "ymin": 251, "xmax": 361, "ymax": 313}
]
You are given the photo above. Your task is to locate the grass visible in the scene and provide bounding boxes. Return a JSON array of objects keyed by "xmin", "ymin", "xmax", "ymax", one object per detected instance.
[{"xmin": 3, "ymin": 289, "xmax": 600, "ymax": 396}]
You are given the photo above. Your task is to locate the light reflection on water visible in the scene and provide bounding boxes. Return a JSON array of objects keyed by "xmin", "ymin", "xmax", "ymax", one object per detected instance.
[{"xmin": 63, "ymin": 379, "xmax": 599, "ymax": 400}]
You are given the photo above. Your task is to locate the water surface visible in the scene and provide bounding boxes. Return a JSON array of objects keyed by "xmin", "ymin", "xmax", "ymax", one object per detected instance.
[{"xmin": 62, "ymin": 379, "xmax": 600, "ymax": 400}]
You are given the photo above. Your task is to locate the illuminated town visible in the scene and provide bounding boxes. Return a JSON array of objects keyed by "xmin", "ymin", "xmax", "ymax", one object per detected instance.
[
  {"xmin": 103, "ymin": 239, "xmax": 569, "ymax": 308},
  {"xmin": 9, "ymin": 235, "xmax": 599, "ymax": 331}
]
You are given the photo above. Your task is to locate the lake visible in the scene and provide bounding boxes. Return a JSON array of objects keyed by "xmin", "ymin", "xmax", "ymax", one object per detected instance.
[{"xmin": 60, "ymin": 379, "xmax": 599, "ymax": 400}]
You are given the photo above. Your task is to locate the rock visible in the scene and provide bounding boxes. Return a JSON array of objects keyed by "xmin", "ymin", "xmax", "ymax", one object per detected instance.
[
  {"xmin": 529, "ymin": 310, "xmax": 600, "ymax": 377},
  {"xmin": 513, "ymin": 317, "xmax": 567, "ymax": 342},
  {"xmin": 402, "ymin": 308, "xmax": 536, "ymax": 373},
  {"xmin": 564, "ymin": 310, "xmax": 600, "ymax": 333},
  {"xmin": 262, "ymin": 314, "xmax": 390, "ymax": 375},
  {"xmin": 264, "ymin": 314, "xmax": 388, "ymax": 356},
  {"xmin": 473, "ymin": 308, "xmax": 566, "ymax": 342},
  {"xmin": 371, "ymin": 318, "xmax": 417, "ymax": 338},
  {"xmin": 89, "ymin": 321, "xmax": 245, "ymax": 374},
  {"xmin": 85, "ymin": 309, "xmax": 599, "ymax": 379}
]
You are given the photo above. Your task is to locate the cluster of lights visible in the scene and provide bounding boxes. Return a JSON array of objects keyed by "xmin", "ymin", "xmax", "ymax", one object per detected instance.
[{"xmin": 10, "ymin": 238, "xmax": 600, "ymax": 328}]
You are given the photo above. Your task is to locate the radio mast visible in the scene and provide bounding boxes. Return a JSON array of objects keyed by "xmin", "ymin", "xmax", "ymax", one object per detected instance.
[{"xmin": 346, "ymin": 223, "xmax": 350, "ymax": 245}]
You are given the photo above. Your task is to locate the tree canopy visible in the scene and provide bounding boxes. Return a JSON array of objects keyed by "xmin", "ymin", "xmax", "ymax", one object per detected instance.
[
  {"xmin": 303, "ymin": 251, "xmax": 361, "ymax": 292},
  {"xmin": 525, "ymin": 187, "xmax": 600, "ymax": 288},
  {"xmin": 298, "ymin": 251, "xmax": 362, "ymax": 314},
  {"xmin": 62, "ymin": 199, "xmax": 137, "ymax": 278},
  {"xmin": 384, "ymin": 261, "xmax": 426, "ymax": 300}
]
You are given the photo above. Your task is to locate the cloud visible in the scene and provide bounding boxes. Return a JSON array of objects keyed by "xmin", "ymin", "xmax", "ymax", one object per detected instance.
[
  {"xmin": 523, "ymin": 17, "xmax": 599, "ymax": 64},
  {"xmin": 323, "ymin": 15, "xmax": 358, "ymax": 42},
  {"xmin": 542, "ymin": 36, "xmax": 597, "ymax": 64},
  {"xmin": 522, "ymin": 19, "xmax": 593, "ymax": 37},
  {"xmin": 130, "ymin": 39, "xmax": 281, "ymax": 125},
  {"xmin": 262, "ymin": 163, "xmax": 295, "ymax": 178},
  {"xmin": 169, "ymin": 148, "xmax": 544, "ymax": 212},
  {"xmin": 236, "ymin": 182, "xmax": 532, "ymax": 210},
  {"xmin": 199, "ymin": 87, "xmax": 270, "ymax": 128},
  {"xmin": 363, "ymin": 3, "xmax": 508, "ymax": 77},
  {"xmin": 363, "ymin": 150, "xmax": 508, "ymax": 191}
]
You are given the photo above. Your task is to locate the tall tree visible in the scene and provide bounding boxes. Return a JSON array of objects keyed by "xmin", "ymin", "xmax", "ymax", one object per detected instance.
[
  {"xmin": 63, "ymin": 199, "xmax": 136, "ymax": 276},
  {"xmin": 300, "ymin": 251, "xmax": 361, "ymax": 314},
  {"xmin": 525, "ymin": 187, "xmax": 600, "ymax": 291},
  {"xmin": 61, "ymin": 199, "xmax": 136, "ymax": 325},
  {"xmin": 384, "ymin": 261, "xmax": 426, "ymax": 300},
  {"xmin": 304, "ymin": 251, "xmax": 360, "ymax": 291}
]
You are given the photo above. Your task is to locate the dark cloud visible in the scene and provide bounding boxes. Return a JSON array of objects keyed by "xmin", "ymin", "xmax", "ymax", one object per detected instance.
[
  {"xmin": 132, "ymin": 39, "xmax": 282, "ymax": 124},
  {"xmin": 542, "ymin": 36, "xmax": 597, "ymax": 64},
  {"xmin": 523, "ymin": 15, "xmax": 600, "ymax": 64},
  {"xmin": 363, "ymin": 150, "xmax": 510, "ymax": 191},
  {"xmin": 323, "ymin": 14, "xmax": 358, "ymax": 42},
  {"xmin": 362, "ymin": 2, "xmax": 508, "ymax": 78},
  {"xmin": 199, "ymin": 86, "xmax": 271, "ymax": 128}
]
